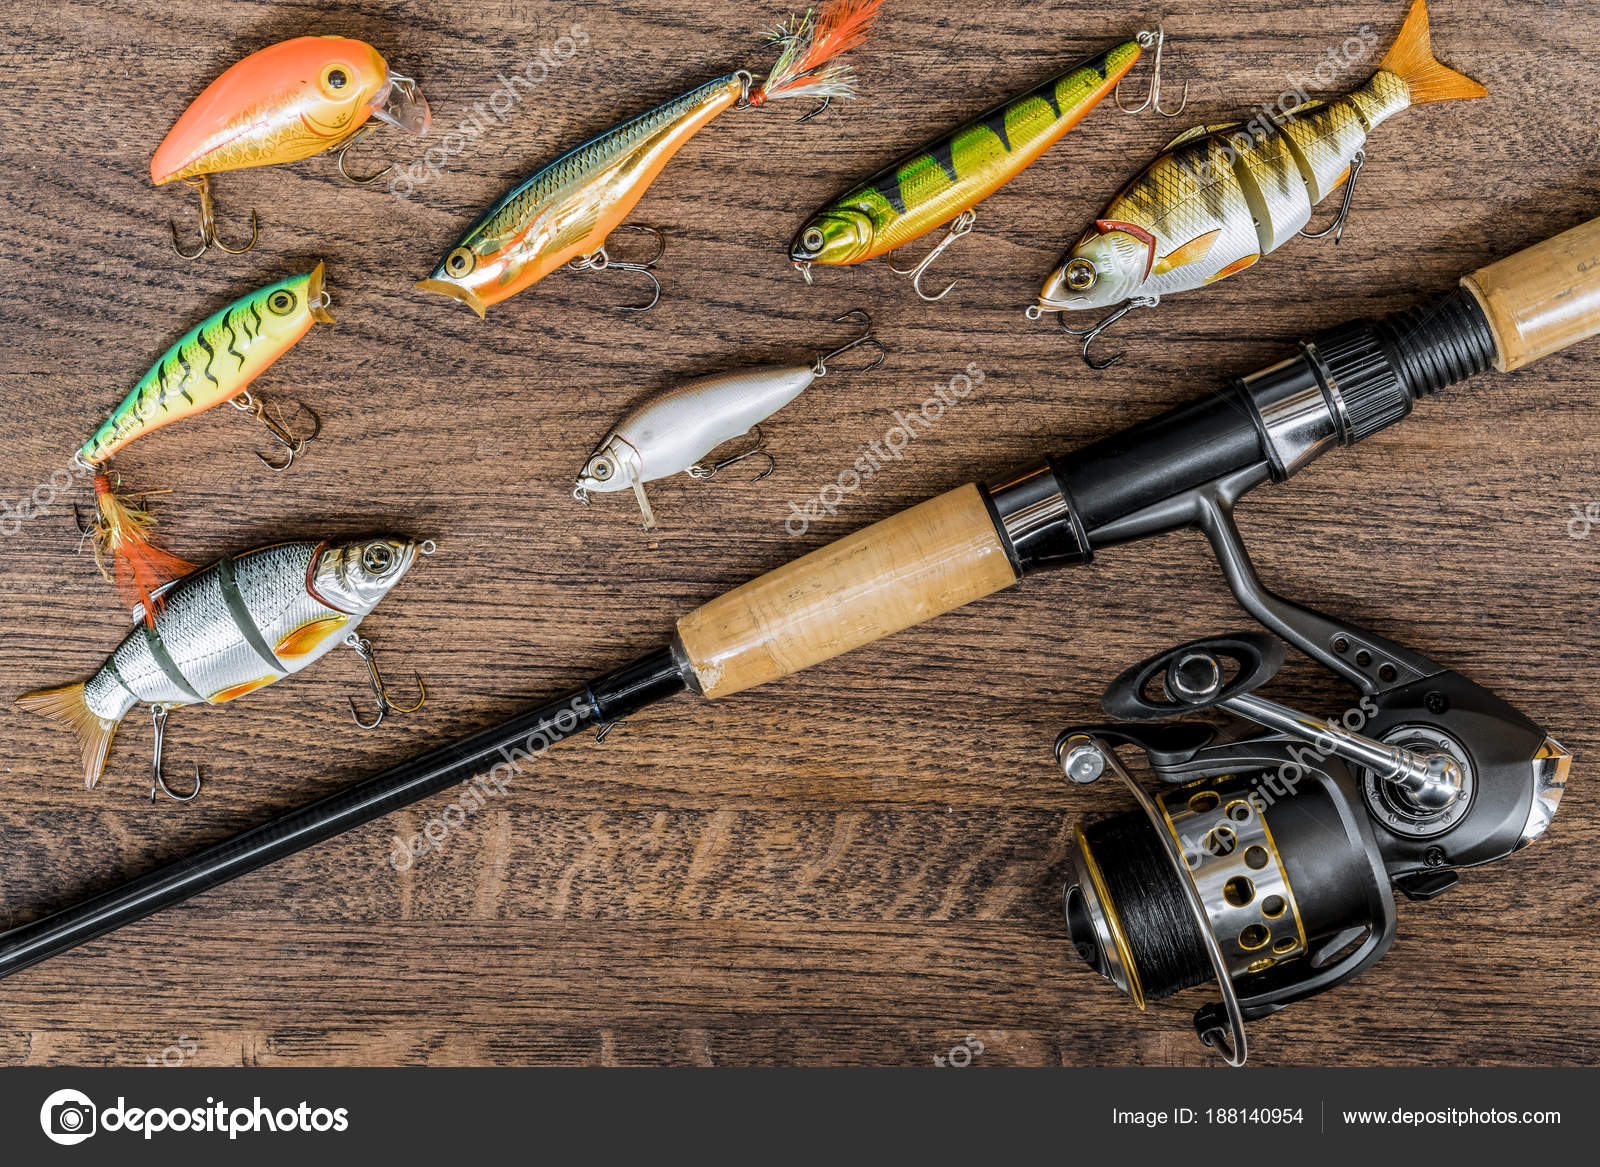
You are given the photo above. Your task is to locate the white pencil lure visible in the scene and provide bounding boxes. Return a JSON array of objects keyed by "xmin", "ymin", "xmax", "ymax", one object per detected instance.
[{"xmin": 573, "ymin": 311, "xmax": 886, "ymax": 529}]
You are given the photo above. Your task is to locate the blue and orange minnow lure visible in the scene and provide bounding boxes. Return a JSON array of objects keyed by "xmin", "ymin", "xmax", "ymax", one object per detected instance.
[{"xmin": 417, "ymin": 1, "xmax": 885, "ymax": 318}]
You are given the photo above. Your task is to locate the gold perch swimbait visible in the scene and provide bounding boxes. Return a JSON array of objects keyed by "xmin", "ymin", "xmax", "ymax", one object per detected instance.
[
  {"xmin": 17, "ymin": 537, "xmax": 432, "ymax": 799},
  {"xmin": 1033, "ymin": 0, "xmax": 1486, "ymax": 366},
  {"xmin": 788, "ymin": 28, "xmax": 1162, "ymax": 301},
  {"xmin": 417, "ymin": 1, "xmax": 884, "ymax": 318}
]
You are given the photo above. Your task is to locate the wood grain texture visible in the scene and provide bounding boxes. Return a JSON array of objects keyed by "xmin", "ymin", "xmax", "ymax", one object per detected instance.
[{"xmin": 1, "ymin": 0, "xmax": 1597, "ymax": 1067}]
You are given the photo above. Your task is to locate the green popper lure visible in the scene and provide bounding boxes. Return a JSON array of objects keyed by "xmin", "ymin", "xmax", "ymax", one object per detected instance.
[
  {"xmin": 79, "ymin": 264, "xmax": 333, "ymax": 621},
  {"xmin": 787, "ymin": 31, "xmax": 1155, "ymax": 300}
]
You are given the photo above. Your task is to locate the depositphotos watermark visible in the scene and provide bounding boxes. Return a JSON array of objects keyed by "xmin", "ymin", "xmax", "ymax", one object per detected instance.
[
  {"xmin": 784, "ymin": 363, "xmax": 985, "ymax": 536},
  {"xmin": 388, "ymin": 695, "xmax": 587, "ymax": 870},
  {"xmin": 1567, "ymin": 502, "xmax": 1600, "ymax": 538},
  {"xmin": 39, "ymin": 1088, "xmax": 349, "ymax": 1144},
  {"xmin": 1177, "ymin": 25, "xmax": 1379, "ymax": 188},
  {"xmin": 389, "ymin": 24, "xmax": 590, "ymax": 198},
  {"xmin": 1171, "ymin": 694, "xmax": 1380, "ymax": 862},
  {"xmin": 933, "ymin": 1034, "xmax": 985, "ymax": 1067},
  {"xmin": 1, "ymin": 455, "xmax": 93, "ymax": 536}
]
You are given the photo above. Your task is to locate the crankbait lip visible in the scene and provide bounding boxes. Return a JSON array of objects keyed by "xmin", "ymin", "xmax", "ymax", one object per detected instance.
[
  {"xmin": 149, "ymin": 36, "xmax": 393, "ymax": 186},
  {"xmin": 415, "ymin": 278, "xmax": 488, "ymax": 319},
  {"xmin": 306, "ymin": 261, "xmax": 336, "ymax": 324},
  {"xmin": 369, "ymin": 71, "xmax": 432, "ymax": 136}
]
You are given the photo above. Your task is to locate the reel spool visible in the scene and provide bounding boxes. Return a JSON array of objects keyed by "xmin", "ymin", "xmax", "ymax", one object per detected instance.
[{"xmin": 1057, "ymin": 629, "xmax": 1569, "ymax": 1064}]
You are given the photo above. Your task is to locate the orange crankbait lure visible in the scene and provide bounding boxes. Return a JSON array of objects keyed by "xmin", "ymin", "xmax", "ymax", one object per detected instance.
[
  {"xmin": 417, "ymin": 1, "xmax": 884, "ymax": 319},
  {"xmin": 152, "ymin": 35, "xmax": 430, "ymax": 258}
]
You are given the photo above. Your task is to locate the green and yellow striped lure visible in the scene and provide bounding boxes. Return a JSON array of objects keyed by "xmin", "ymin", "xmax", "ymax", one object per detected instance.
[
  {"xmin": 788, "ymin": 37, "xmax": 1144, "ymax": 298},
  {"xmin": 79, "ymin": 264, "xmax": 333, "ymax": 621}
]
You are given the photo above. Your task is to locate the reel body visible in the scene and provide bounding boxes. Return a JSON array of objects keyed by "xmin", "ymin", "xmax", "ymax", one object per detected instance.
[{"xmin": 1060, "ymin": 622, "xmax": 1569, "ymax": 1063}]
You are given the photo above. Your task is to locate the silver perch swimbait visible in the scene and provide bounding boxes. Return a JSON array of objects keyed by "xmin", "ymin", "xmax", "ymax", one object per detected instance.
[{"xmin": 17, "ymin": 536, "xmax": 432, "ymax": 797}]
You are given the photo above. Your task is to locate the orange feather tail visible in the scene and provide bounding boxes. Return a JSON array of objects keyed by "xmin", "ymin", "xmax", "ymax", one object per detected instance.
[
  {"xmin": 752, "ymin": 0, "xmax": 885, "ymax": 105},
  {"xmin": 90, "ymin": 474, "xmax": 197, "ymax": 622}
]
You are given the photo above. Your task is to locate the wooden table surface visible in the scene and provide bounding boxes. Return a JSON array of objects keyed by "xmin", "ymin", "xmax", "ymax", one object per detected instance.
[{"xmin": 2, "ymin": 0, "xmax": 1596, "ymax": 1068}]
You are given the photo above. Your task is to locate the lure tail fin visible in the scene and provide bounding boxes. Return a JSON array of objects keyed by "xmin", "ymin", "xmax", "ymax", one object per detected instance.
[
  {"xmin": 90, "ymin": 474, "xmax": 197, "ymax": 624},
  {"xmin": 752, "ymin": 0, "xmax": 885, "ymax": 105},
  {"xmin": 1380, "ymin": 0, "xmax": 1487, "ymax": 106},
  {"xmin": 17, "ymin": 683, "xmax": 121, "ymax": 789}
]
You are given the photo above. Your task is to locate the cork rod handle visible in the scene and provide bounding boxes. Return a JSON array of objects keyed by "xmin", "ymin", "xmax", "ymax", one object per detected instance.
[
  {"xmin": 676, "ymin": 484, "xmax": 1019, "ymax": 699},
  {"xmin": 1461, "ymin": 215, "xmax": 1600, "ymax": 372}
]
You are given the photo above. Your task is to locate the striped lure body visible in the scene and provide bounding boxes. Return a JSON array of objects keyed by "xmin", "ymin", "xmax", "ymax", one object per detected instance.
[
  {"xmin": 1036, "ymin": 1, "xmax": 1485, "ymax": 314},
  {"xmin": 80, "ymin": 264, "xmax": 333, "ymax": 465},
  {"xmin": 18, "ymin": 538, "xmax": 424, "ymax": 788},
  {"xmin": 789, "ymin": 41, "xmax": 1142, "ymax": 267},
  {"xmin": 417, "ymin": 75, "xmax": 745, "ymax": 317}
]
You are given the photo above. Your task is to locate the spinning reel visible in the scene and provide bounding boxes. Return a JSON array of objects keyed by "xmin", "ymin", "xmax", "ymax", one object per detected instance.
[{"xmin": 1056, "ymin": 524, "xmax": 1570, "ymax": 1065}]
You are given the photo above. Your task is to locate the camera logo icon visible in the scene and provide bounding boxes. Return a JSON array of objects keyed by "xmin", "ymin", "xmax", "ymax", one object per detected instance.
[{"xmin": 39, "ymin": 1089, "xmax": 97, "ymax": 1146}]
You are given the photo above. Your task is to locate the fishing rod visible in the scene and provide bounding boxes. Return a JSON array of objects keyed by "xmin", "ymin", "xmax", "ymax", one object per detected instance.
[{"xmin": 4, "ymin": 214, "xmax": 1598, "ymax": 989}]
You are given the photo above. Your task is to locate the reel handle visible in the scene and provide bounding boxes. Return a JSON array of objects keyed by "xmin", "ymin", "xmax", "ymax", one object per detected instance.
[
  {"xmin": 1102, "ymin": 632, "xmax": 1284, "ymax": 722},
  {"xmin": 1461, "ymin": 214, "xmax": 1600, "ymax": 372}
]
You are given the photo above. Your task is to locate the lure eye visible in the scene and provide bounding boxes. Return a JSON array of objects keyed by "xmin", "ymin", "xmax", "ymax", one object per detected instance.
[
  {"xmin": 801, "ymin": 227, "xmax": 826, "ymax": 253},
  {"xmin": 1065, "ymin": 259, "xmax": 1098, "ymax": 291},
  {"xmin": 362, "ymin": 544, "xmax": 396, "ymax": 574},
  {"xmin": 589, "ymin": 458, "xmax": 614, "ymax": 482},
  {"xmin": 445, "ymin": 247, "xmax": 477, "ymax": 278},
  {"xmin": 320, "ymin": 65, "xmax": 353, "ymax": 97},
  {"xmin": 266, "ymin": 290, "xmax": 298, "ymax": 316}
]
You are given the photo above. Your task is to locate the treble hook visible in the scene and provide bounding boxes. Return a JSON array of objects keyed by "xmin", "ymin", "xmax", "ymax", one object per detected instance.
[
  {"xmin": 231, "ymin": 392, "xmax": 321, "ymax": 472},
  {"xmin": 813, "ymin": 309, "xmax": 888, "ymax": 376},
  {"xmin": 797, "ymin": 96, "xmax": 832, "ymax": 124},
  {"xmin": 1116, "ymin": 21, "xmax": 1189, "ymax": 118},
  {"xmin": 72, "ymin": 501, "xmax": 99, "ymax": 542},
  {"xmin": 149, "ymin": 704, "xmax": 202, "ymax": 804},
  {"xmin": 169, "ymin": 174, "xmax": 259, "ymax": 259},
  {"xmin": 886, "ymin": 208, "xmax": 978, "ymax": 302},
  {"xmin": 344, "ymin": 632, "xmax": 426, "ymax": 730},
  {"xmin": 688, "ymin": 426, "xmax": 776, "ymax": 482},
  {"xmin": 334, "ymin": 125, "xmax": 392, "ymax": 184},
  {"xmin": 1057, "ymin": 295, "xmax": 1160, "ymax": 370},
  {"xmin": 1301, "ymin": 150, "xmax": 1366, "ymax": 244},
  {"xmin": 569, "ymin": 224, "xmax": 667, "ymax": 312}
]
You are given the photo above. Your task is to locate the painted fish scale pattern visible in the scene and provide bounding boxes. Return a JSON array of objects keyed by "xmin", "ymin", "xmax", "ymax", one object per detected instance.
[
  {"xmin": 152, "ymin": 563, "xmax": 282, "ymax": 701},
  {"xmin": 1232, "ymin": 124, "xmax": 1315, "ymax": 251},
  {"xmin": 825, "ymin": 44, "xmax": 1135, "ymax": 256},
  {"xmin": 1273, "ymin": 102, "xmax": 1366, "ymax": 205},
  {"xmin": 108, "ymin": 628, "xmax": 194, "ymax": 708},
  {"xmin": 237, "ymin": 543, "xmax": 355, "ymax": 660},
  {"xmin": 1349, "ymin": 70, "xmax": 1412, "ymax": 131},
  {"xmin": 469, "ymin": 75, "xmax": 741, "ymax": 254},
  {"xmin": 172, "ymin": 95, "xmax": 360, "ymax": 181},
  {"xmin": 1118, "ymin": 137, "xmax": 1261, "ymax": 297},
  {"xmin": 84, "ymin": 666, "xmax": 139, "ymax": 724}
]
